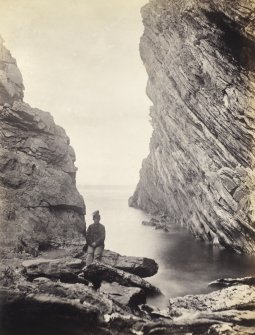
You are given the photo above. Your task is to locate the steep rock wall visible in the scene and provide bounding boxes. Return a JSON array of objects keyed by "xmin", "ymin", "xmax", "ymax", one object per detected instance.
[
  {"xmin": 130, "ymin": 0, "xmax": 255, "ymax": 253},
  {"xmin": 0, "ymin": 38, "xmax": 86, "ymax": 256}
]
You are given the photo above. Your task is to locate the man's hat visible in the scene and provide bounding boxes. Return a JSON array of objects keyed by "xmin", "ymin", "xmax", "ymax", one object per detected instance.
[{"xmin": 92, "ymin": 210, "xmax": 100, "ymax": 217}]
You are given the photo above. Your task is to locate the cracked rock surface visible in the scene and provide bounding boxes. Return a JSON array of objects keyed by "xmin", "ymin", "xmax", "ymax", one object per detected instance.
[
  {"xmin": 130, "ymin": 0, "xmax": 255, "ymax": 253},
  {"xmin": 0, "ymin": 38, "xmax": 86, "ymax": 257}
]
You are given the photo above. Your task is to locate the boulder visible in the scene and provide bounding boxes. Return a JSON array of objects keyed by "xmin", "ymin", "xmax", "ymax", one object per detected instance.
[
  {"xmin": 0, "ymin": 264, "xmax": 20, "ymax": 287},
  {"xmin": 0, "ymin": 288, "xmax": 101, "ymax": 335},
  {"xmin": 83, "ymin": 261, "xmax": 161, "ymax": 296},
  {"xmin": 34, "ymin": 279, "xmax": 113, "ymax": 314},
  {"xmin": 22, "ymin": 257, "xmax": 85, "ymax": 283},
  {"xmin": 209, "ymin": 276, "xmax": 255, "ymax": 288},
  {"xmin": 142, "ymin": 219, "xmax": 170, "ymax": 232},
  {"xmin": 168, "ymin": 283, "xmax": 255, "ymax": 320},
  {"xmin": 100, "ymin": 282, "xmax": 146, "ymax": 307},
  {"xmin": 100, "ymin": 249, "xmax": 158, "ymax": 278},
  {"xmin": 142, "ymin": 221, "xmax": 156, "ymax": 227}
]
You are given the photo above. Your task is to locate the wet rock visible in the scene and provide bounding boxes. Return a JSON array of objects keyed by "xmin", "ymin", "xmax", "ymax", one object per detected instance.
[
  {"xmin": 168, "ymin": 282, "xmax": 255, "ymax": 333},
  {"xmin": 100, "ymin": 249, "xmax": 158, "ymax": 278},
  {"xmin": 142, "ymin": 217, "xmax": 170, "ymax": 232},
  {"xmin": 22, "ymin": 257, "xmax": 85, "ymax": 282},
  {"xmin": 83, "ymin": 261, "xmax": 161, "ymax": 296},
  {"xmin": 100, "ymin": 281, "xmax": 146, "ymax": 307},
  {"xmin": 209, "ymin": 276, "xmax": 255, "ymax": 288},
  {"xmin": 139, "ymin": 304, "xmax": 171, "ymax": 320},
  {"xmin": 129, "ymin": 0, "xmax": 255, "ymax": 253},
  {"xmin": 142, "ymin": 220, "xmax": 156, "ymax": 227}
]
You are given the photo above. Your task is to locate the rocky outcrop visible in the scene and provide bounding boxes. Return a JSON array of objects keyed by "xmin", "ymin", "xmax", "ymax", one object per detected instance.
[
  {"xmin": 0, "ymin": 36, "xmax": 24, "ymax": 105},
  {"xmin": 0, "ymin": 38, "xmax": 86, "ymax": 257},
  {"xmin": 22, "ymin": 258, "xmax": 85, "ymax": 283},
  {"xmin": 100, "ymin": 282, "xmax": 146, "ymax": 307},
  {"xmin": 83, "ymin": 249, "xmax": 158, "ymax": 278},
  {"xmin": 1, "ymin": 248, "xmax": 255, "ymax": 335},
  {"xmin": 2, "ymin": 274, "xmax": 255, "ymax": 335},
  {"xmin": 21, "ymin": 249, "xmax": 159, "ymax": 281},
  {"xmin": 83, "ymin": 261, "xmax": 161, "ymax": 296},
  {"xmin": 0, "ymin": 251, "xmax": 159, "ymax": 334},
  {"xmin": 130, "ymin": 0, "xmax": 255, "ymax": 253},
  {"xmin": 0, "ymin": 287, "xmax": 104, "ymax": 335}
]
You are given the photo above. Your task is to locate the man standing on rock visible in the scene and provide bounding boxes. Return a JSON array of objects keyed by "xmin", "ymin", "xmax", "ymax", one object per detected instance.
[{"xmin": 86, "ymin": 210, "xmax": 105, "ymax": 265}]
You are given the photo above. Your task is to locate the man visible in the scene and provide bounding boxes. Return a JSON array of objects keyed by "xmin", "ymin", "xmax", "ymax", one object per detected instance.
[{"xmin": 86, "ymin": 210, "xmax": 105, "ymax": 265}]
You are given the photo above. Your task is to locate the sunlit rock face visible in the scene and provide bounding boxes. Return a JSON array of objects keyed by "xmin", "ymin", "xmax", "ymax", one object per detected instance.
[
  {"xmin": 0, "ymin": 36, "xmax": 24, "ymax": 105},
  {"xmin": 130, "ymin": 0, "xmax": 255, "ymax": 253},
  {"xmin": 0, "ymin": 38, "xmax": 86, "ymax": 256}
]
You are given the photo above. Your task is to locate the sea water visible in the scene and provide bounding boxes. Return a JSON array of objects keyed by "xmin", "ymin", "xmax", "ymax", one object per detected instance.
[{"xmin": 79, "ymin": 185, "xmax": 255, "ymax": 308}]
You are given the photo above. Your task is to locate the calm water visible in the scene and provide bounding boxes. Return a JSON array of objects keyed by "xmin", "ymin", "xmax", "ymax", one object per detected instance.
[{"xmin": 80, "ymin": 185, "xmax": 255, "ymax": 308}]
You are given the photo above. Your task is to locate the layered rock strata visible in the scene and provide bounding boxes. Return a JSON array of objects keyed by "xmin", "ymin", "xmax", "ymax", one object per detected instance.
[
  {"xmin": 0, "ymin": 37, "xmax": 85, "ymax": 256},
  {"xmin": 130, "ymin": 0, "xmax": 255, "ymax": 253}
]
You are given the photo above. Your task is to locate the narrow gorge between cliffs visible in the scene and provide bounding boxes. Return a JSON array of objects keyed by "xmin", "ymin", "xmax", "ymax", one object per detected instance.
[{"xmin": 1, "ymin": 0, "xmax": 255, "ymax": 334}]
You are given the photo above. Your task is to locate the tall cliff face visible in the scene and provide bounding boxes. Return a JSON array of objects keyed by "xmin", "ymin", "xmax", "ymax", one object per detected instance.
[
  {"xmin": 0, "ymin": 38, "xmax": 85, "ymax": 256},
  {"xmin": 130, "ymin": 0, "xmax": 255, "ymax": 253}
]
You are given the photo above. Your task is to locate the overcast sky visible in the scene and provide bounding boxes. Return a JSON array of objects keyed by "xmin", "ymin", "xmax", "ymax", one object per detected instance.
[{"xmin": 0, "ymin": 0, "xmax": 151, "ymax": 186}]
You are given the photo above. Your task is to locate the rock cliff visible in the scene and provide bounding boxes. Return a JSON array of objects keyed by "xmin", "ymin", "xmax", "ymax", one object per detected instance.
[
  {"xmin": 130, "ymin": 0, "xmax": 255, "ymax": 253},
  {"xmin": 0, "ymin": 37, "xmax": 86, "ymax": 256}
]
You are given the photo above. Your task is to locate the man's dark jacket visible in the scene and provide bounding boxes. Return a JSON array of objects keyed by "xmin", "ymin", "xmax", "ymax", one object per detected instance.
[{"xmin": 86, "ymin": 223, "xmax": 105, "ymax": 247}]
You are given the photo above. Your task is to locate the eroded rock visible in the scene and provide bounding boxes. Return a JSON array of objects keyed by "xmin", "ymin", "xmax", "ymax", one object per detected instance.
[
  {"xmin": 0, "ymin": 40, "xmax": 86, "ymax": 257},
  {"xmin": 83, "ymin": 261, "xmax": 161, "ymax": 296},
  {"xmin": 100, "ymin": 249, "xmax": 158, "ymax": 278},
  {"xmin": 34, "ymin": 280, "xmax": 113, "ymax": 314},
  {"xmin": 209, "ymin": 276, "xmax": 255, "ymax": 288},
  {"xmin": 0, "ymin": 36, "xmax": 24, "ymax": 105},
  {"xmin": 129, "ymin": 0, "xmax": 255, "ymax": 253},
  {"xmin": 100, "ymin": 281, "xmax": 146, "ymax": 307},
  {"xmin": 22, "ymin": 258, "xmax": 85, "ymax": 282},
  {"xmin": 22, "ymin": 258, "xmax": 86, "ymax": 283}
]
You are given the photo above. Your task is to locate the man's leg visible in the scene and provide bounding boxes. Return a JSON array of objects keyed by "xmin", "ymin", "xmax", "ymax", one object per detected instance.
[
  {"xmin": 86, "ymin": 245, "xmax": 95, "ymax": 266},
  {"xmin": 94, "ymin": 246, "xmax": 104, "ymax": 261}
]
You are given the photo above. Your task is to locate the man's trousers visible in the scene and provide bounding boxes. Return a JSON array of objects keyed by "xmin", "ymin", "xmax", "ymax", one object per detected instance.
[{"xmin": 86, "ymin": 245, "xmax": 104, "ymax": 265}]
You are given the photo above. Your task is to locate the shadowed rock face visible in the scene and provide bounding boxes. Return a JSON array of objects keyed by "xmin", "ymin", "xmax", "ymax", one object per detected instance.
[
  {"xmin": 130, "ymin": 0, "xmax": 255, "ymax": 253},
  {"xmin": 0, "ymin": 38, "xmax": 86, "ymax": 256}
]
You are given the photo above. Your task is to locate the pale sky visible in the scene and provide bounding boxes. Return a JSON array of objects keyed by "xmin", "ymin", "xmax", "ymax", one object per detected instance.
[{"xmin": 0, "ymin": 0, "xmax": 151, "ymax": 186}]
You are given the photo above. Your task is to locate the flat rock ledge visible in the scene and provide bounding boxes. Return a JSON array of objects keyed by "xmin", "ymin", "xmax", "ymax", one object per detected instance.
[
  {"xmin": 73, "ymin": 248, "xmax": 158, "ymax": 278},
  {"xmin": 22, "ymin": 248, "xmax": 159, "ymax": 279},
  {"xmin": 100, "ymin": 249, "xmax": 158, "ymax": 278}
]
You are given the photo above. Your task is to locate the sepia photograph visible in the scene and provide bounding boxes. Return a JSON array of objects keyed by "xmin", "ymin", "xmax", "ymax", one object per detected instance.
[{"xmin": 0, "ymin": 0, "xmax": 255, "ymax": 334}]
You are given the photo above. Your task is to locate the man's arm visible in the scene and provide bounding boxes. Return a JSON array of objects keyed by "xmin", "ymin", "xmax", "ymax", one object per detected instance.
[{"xmin": 86, "ymin": 225, "xmax": 93, "ymax": 246}]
